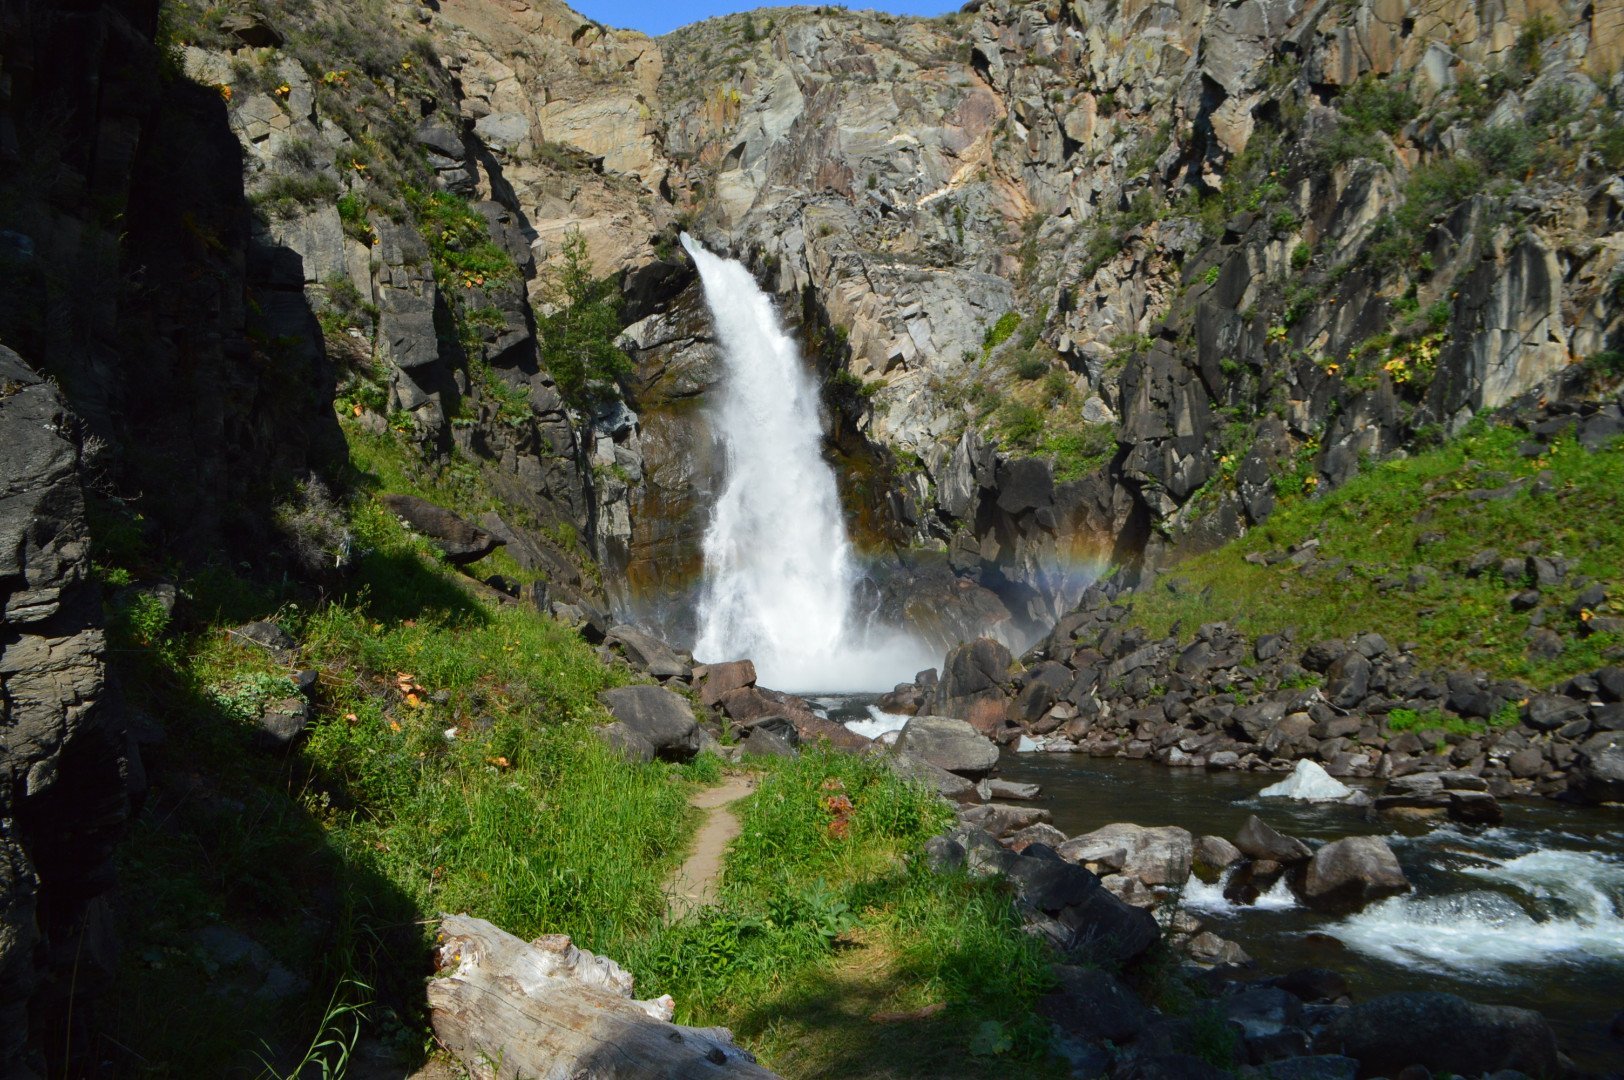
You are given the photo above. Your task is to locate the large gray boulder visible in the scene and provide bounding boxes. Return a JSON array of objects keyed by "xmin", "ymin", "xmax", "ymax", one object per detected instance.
[
  {"xmin": 1235, "ymin": 815, "xmax": 1312, "ymax": 863},
  {"xmin": 892, "ymin": 715, "xmax": 1000, "ymax": 779},
  {"xmin": 888, "ymin": 752, "xmax": 980, "ymax": 803},
  {"xmin": 1058, "ymin": 823, "xmax": 1193, "ymax": 886},
  {"xmin": 605, "ymin": 625, "xmax": 690, "ymax": 680},
  {"xmin": 1572, "ymin": 730, "xmax": 1624, "ymax": 804},
  {"xmin": 1320, "ymin": 992, "xmax": 1559, "ymax": 1078},
  {"xmin": 596, "ymin": 686, "xmax": 699, "ymax": 761},
  {"xmin": 1300, "ymin": 836, "xmax": 1410, "ymax": 911}
]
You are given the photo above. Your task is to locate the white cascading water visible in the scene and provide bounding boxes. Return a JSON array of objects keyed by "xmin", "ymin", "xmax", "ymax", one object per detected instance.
[{"xmin": 681, "ymin": 234, "xmax": 933, "ymax": 691}]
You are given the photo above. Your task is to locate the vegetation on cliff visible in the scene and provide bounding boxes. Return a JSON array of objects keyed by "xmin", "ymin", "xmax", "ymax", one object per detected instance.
[{"xmin": 1127, "ymin": 416, "xmax": 1624, "ymax": 687}]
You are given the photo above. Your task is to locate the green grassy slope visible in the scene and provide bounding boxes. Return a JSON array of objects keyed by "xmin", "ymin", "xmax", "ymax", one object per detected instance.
[{"xmin": 1128, "ymin": 419, "xmax": 1623, "ymax": 685}]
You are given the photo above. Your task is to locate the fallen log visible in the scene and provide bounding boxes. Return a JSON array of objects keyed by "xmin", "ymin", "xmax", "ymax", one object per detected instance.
[{"xmin": 427, "ymin": 914, "xmax": 779, "ymax": 1079}]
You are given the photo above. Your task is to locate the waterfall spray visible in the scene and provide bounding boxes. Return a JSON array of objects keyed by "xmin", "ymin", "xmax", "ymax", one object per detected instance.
[{"xmin": 681, "ymin": 235, "xmax": 932, "ymax": 691}]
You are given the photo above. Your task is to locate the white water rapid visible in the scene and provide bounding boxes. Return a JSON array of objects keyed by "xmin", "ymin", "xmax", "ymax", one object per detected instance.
[{"xmin": 681, "ymin": 235, "xmax": 933, "ymax": 691}]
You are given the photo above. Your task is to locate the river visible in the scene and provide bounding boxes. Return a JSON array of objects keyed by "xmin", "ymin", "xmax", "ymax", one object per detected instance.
[{"xmin": 814, "ymin": 695, "xmax": 1624, "ymax": 1071}]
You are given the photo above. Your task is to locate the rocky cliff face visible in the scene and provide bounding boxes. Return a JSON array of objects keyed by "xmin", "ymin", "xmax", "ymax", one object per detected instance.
[
  {"xmin": 0, "ymin": 349, "xmax": 132, "ymax": 1079},
  {"xmin": 399, "ymin": 0, "xmax": 1622, "ymax": 643}
]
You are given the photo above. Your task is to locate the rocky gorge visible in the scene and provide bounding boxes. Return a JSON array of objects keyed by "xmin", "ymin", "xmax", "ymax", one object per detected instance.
[{"xmin": 0, "ymin": 0, "xmax": 1621, "ymax": 1074}]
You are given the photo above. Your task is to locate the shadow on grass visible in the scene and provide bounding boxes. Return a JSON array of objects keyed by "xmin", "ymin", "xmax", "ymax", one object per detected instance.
[
  {"xmin": 345, "ymin": 547, "xmax": 491, "ymax": 627},
  {"xmin": 86, "ymin": 578, "xmax": 454, "ymax": 1077},
  {"xmin": 668, "ymin": 935, "xmax": 1065, "ymax": 1080}
]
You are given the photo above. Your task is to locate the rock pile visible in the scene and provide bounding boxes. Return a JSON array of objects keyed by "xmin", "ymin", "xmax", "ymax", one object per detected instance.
[{"xmin": 883, "ymin": 583, "xmax": 1624, "ymax": 805}]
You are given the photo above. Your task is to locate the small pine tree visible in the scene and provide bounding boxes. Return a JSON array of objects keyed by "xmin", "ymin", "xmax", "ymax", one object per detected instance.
[{"xmin": 539, "ymin": 228, "xmax": 633, "ymax": 410}]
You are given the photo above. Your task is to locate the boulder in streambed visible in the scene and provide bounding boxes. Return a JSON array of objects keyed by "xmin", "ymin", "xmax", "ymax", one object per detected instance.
[
  {"xmin": 596, "ymin": 686, "xmax": 699, "ymax": 762},
  {"xmin": 1193, "ymin": 835, "xmax": 1244, "ymax": 880},
  {"xmin": 1058, "ymin": 823, "xmax": 1193, "ymax": 886},
  {"xmin": 1259, "ymin": 760, "xmax": 1355, "ymax": 802},
  {"xmin": 1300, "ymin": 836, "xmax": 1410, "ymax": 911},
  {"xmin": 1571, "ymin": 730, "xmax": 1624, "ymax": 804},
  {"xmin": 1320, "ymin": 991, "xmax": 1559, "ymax": 1079},
  {"xmin": 892, "ymin": 715, "xmax": 999, "ymax": 779},
  {"xmin": 958, "ymin": 803, "xmax": 1051, "ymax": 839},
  {"xmin": 1235, "ymin": 815, "xmax": 1312, "ymax": 864}
]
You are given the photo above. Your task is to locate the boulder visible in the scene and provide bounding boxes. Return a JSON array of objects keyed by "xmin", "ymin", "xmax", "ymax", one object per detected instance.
[
  {"xmin": 928, "ymin": 638, "xmax": 1014, "ymax": 733},
  {"xmin": 892, "ymin": 715, "xmax": 1000, "ymax": 779},
  {"xmin": 254, "ymin": 696, "xmax": 311, "ymax": 750},
  {"xmin": 1234, "ymin": 816, "xmax": 1312, "ymax": 863},
  {"xmin": 378, "ymin": 494, "xmax": 500, "ymax": 564},
  {"xmin": 1039, "ymin": 965, "xmax": 1154, "ymax": 1043},
  {"xmin": 958, "ymin": 803, "xmax": 1051, "ymax": 839},
  {"xmin": 1320, "ymin": 992, "xmax": 1559, "ymax": 1078},
  {"xmin": 696, "ymin": 659, "xmax": 756, "ymax": 708},
  {"xmin": 737, "ymin": 725, "xmax": 797, "ymax": 758},
  {"xmin": 235, "ymin": 620, "xmax": 295, "ymax": 655},
  {"xmin": 1006, "ymin": 823, "xmax": 1068, "ymax": 853},
  {"xmin": 1258, "ymin": 759, "xmax": 1354, "ymax": 802},
  {"xmin": 1003, "ymin": 855, "xmax": 1160, "ymax": 965},
  {"xmin": 605, "ymin": 625, "xmax": 689, "ymax": 680},
  {"xmin": 1193, "ymin": 835, "xmax": 1243, "ymax": 879},
  {"xmin": 1571, "ymin": 731, "xmax": 1624, "ymax": 804},
  {"xmin": 1058, "ymin": 823, "xmax": 1193, "ymax": 886},
  {"xmin": 1300, "ymin": 836, "xmax": 1410, "ymax": 911},
  {"xmin": 984, "ymin": 779, "xmax": 1041, "ymax": 801},
  {"xmin": 888, "ymin": 752, "xmax": 980, "ymax": 803},
  {"xmin": 595, "ymin": 722, "xmax": 655, "ymax": 764},
  {"xmin": 596, "ymin": 686, "xmax": 699, "ymax": 762}
]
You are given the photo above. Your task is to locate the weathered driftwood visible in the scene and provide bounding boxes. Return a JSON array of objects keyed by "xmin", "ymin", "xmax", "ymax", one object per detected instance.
[{"xmin": 427, "ymin": 914, "xmax": 779, "ymax": 1080}]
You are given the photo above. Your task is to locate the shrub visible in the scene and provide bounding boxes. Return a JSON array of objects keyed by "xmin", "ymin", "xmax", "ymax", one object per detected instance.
[
  {"xmin": 1468, "ymin": 122, "xmax": 1536, "ymax": 176},
  {"xmin": 1511, "ymin": 14, "xmax": 1559, "ymax": 79},
  {"xmin": 983, "ymin": 310, "xmax": 1021, "ymax": 350},
  {"xmin": 996, "ymin": 401, "xmax": 1043, "ymax": 445},
  {"xmin": 1013, "ymin": 353, "xmax": 1049, "ymax": 380},
  {"xmin": 1291, "ymin": 243, "xmax": 1312, "ymax": 270}
]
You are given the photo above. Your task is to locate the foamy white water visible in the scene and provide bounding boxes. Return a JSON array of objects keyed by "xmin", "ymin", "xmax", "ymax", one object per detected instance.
[
  {"xmin": 681, "ymin": 235, "xmax": 933, "ymax": 690},
  {"xmin": 1331, "ymin": 847, "xmax": 1624, "ymax": 974},
  {"xmin": 1182, "ymin": 867, "xmax": 1300, "ymax": 915},
  {"xmin": 843, "ymin": 705, "xmax": 913, "ymax": 741}
]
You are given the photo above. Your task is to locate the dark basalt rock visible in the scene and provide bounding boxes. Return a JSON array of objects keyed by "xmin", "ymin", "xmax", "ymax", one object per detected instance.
[
  {"xmin": 1320, "ymin": 992, "xmax": 1559, "ymax": 1079},
  {"xmin": 379, "ymin": 493, "xmax": 501, "ymax": 564}
]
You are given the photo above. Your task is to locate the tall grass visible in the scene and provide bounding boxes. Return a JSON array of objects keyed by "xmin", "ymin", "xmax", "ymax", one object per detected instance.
[{"xmin": 621, "ymin": 749, "xmax": 1061, "ymax": 1077}]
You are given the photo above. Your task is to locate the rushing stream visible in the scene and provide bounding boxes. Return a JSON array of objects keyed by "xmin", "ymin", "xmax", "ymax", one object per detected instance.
[
  {"xmin": 811, "ymin": 695, "xmax": 1624, "ymax": 1070},
  {"xmin": 680, "ymin": 235, "xmax": 932, "ymax": 690}
]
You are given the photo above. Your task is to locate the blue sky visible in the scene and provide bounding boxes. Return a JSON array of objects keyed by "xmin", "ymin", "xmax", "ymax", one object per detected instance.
[{"xmin": 570, "ymin": 1, "xmax": 961, "ymax": 37}]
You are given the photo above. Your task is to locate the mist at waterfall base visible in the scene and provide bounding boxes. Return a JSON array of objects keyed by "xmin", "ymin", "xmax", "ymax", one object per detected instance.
[{"xmin": 679, "ymin": 235, "xmax": 936, "ymax": 691}]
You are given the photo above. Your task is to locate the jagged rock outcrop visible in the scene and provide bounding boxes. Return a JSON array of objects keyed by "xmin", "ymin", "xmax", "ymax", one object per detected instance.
[{"xmin": 0, "ymin": 349, "xmax": 132, "ymax": 1078}]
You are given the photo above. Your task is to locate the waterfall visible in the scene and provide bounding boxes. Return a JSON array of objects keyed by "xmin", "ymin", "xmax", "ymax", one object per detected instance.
[{"xmin": 681, "ymin": 235, "xmax": 931, "ymax": 691}]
